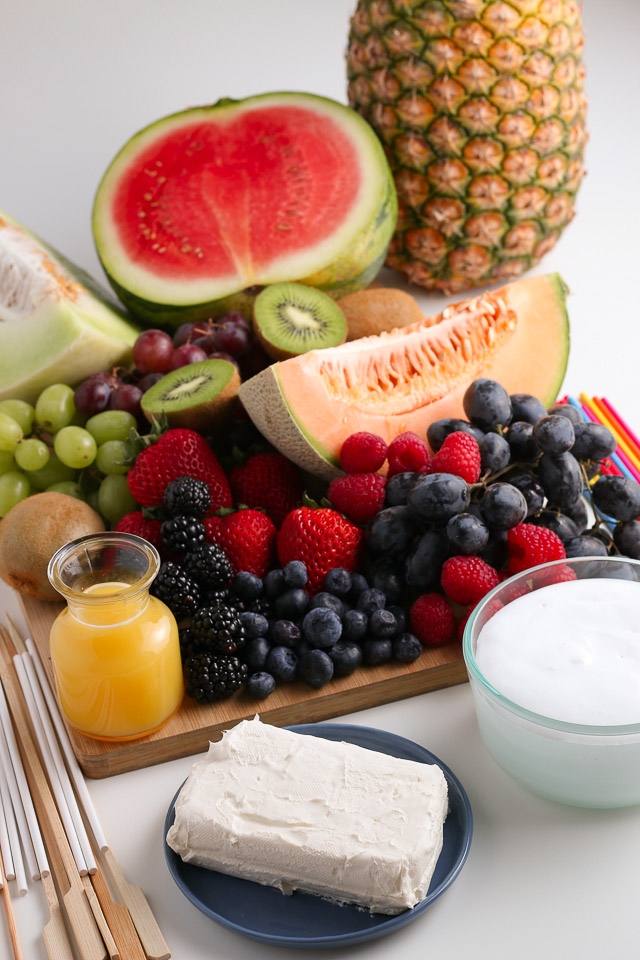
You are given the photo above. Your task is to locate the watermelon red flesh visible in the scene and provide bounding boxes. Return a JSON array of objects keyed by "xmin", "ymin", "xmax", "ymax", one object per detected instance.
[{"xmin": 112, "ymin": 106, "xmax": 362, "ymax": 282}]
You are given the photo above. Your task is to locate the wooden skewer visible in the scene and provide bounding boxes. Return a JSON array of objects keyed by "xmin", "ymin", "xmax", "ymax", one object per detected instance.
[
  {"xmin": 91, "ymin": 865, "xmax": 146, "ymax": 960},
  {"xmin": 0, "ymin": 844, "xmax": 23, "ymax": 960},
  {"xmin": 103, "ymin": 849, "xmax": 171, "ymax": 960},
  {"xmin": 82, "ymin": 875, "xmax": 119, "ymax": 960},
  {"xmin": 41, "ymin": 871, "xmax": 75, "ymax": 960},
  {"xmin": 0, "ymin": 636, "xmax": 107, "ymax": 960}
]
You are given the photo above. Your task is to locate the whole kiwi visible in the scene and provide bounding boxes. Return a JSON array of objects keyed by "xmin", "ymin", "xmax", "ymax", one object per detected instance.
[{"xmin": 0, "ymin": 492, "xmax": 105, "ymax": 601}]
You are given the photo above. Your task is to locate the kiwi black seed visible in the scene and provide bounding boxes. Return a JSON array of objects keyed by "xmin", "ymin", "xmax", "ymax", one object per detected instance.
[
  {"xmin": 252, "ymin": 282, "xmax": 347, "ymax": 360},
  {"xmin": 141, "ymin": 359, "xmax": 240, "ymax": 434}
]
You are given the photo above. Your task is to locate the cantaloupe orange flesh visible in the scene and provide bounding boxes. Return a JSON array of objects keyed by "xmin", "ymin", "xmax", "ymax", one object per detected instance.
[{"xmin": 238, "ymin": 273, "xmax": 569, "ymax": 480}]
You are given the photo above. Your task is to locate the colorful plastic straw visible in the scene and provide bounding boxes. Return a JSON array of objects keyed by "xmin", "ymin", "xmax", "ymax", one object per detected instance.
[{"xmin": 580, "ymin": 394, "xmax": 640, "ymax": 483}]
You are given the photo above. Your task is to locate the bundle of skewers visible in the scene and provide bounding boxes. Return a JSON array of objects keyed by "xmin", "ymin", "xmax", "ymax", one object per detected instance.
[{"xmin": 0, "ymin": 615, "xmax": 171, "ymax": 960}]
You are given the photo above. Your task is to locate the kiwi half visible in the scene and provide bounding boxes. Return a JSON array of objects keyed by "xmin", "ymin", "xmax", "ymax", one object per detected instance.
[
  {"xmin": 141, "ymin": 359, "xmax": 240, "ymax": 433},
  {"xmin": 253, "ymin": 282, "xmax": 347, "ymax": 361}
]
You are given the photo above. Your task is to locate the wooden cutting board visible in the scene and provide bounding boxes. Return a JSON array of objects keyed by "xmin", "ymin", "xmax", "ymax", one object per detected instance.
[{"xmin": 20, "ymin": 594, "xmax": 467, "ymax": 779}]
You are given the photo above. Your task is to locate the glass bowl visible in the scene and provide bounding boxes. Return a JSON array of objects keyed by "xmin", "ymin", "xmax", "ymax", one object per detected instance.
[{"xmin": 462, "ymin": 556, "xmax": 640, "ymax": 808}]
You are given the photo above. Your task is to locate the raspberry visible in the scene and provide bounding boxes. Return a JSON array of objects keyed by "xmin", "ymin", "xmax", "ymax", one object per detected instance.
[
  {"xmin": 387, "ymin": 432, "xmax": 430, "ymax": 477},
  {"xmin": 340, "ymin": 432, "xmax": 388, "ymax": 473},
  {"xmin": 409, "ymin": 594, "xmax": 456, "ymax": 647},
  {"xmin": 507, "ymin": 523, "xmax": 566, "ymax": 574},
  {"xmin": 441, "ymin": 556, "xmax": 500, "ymax": 605},
  {"xmin": 328, "ymin": 473, "xmax": 387, "ymax": 525},
  {"xmin": 431, "ymin": 431, "xmax": 481, "ymax": 483}
]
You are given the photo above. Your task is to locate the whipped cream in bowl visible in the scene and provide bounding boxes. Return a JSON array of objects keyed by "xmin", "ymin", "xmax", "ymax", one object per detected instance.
[{"xmin": 463, "ymin": 556, "xmax": 640, "ymax": 808}]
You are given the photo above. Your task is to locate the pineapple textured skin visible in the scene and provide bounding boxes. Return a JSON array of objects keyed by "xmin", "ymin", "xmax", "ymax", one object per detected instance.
[{"xmin": 347, "ymin": 0, "xmax": 587, "ymax": 293}]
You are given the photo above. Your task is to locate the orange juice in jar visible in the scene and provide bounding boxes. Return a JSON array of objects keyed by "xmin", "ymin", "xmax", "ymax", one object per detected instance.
[{"xmin": 48, "ymin": 533, "xmax": 183, "ymax": 741}]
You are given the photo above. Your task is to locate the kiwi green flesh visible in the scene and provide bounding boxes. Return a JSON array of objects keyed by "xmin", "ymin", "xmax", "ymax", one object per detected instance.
[
  {"xmin": 254, "ymin": 282, "xmax": 346, "ymax": 354},
  {"xmin": 142, "ymin": 359, "xmax": 235, "ymax": 413}
]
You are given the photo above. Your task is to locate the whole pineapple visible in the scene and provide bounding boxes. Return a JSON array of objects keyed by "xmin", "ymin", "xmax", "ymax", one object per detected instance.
[{"xmin": 347, "ymin": 0, "xmax": 587, "ymax": 293}]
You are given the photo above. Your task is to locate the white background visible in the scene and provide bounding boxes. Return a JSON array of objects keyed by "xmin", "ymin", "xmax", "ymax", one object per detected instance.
[{"xmin": 2, "ymin": 2, "xmax": 640, "ymax": 958}]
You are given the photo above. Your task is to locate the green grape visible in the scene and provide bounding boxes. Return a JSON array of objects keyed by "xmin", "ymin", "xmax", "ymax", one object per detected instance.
[
  {"xmin": 95, "ymin": 440, "xmax": 128, "ymax": 476},
  {"xmin": 54, "ymin": 426, "xmax": 97, "ymax": 469},
  {"xmin": 14, "ymin": 438, "xmax": 50, "ymax": 472},
  {"xmin": 35, "ymin": 384, "xmax": 76, "ymax": 433},
  {"xmin": 0, "ymin": 450, "xmax": 15, "ymax": 475},
  {"xmin": 86, "ymin": 489, "xmax": 102, "ymax": 515},
  {"xmin": 47, "ymin": 481, "xmax": 84, "ymax": 500},
  {"xmin": 85, "ymin": 410, "xmax": 137, "ymax": 446},
  {"xmin": 25, "ymin": 454, "xmax": 76, "ymax": 490},
  {"xmin": 0, "ymin": 471, "xmax": 30, "ymax": 516},
  {"xmin": 0, "ymin": 399, "xmax": 35, "ymax": 435},
  {"xmin": 0, "ymin": 412, "xmax": 23, "ymax": 452},
  {"xmin": 98, "ymin": 475, "xmax": 136, "ymax": 524}
]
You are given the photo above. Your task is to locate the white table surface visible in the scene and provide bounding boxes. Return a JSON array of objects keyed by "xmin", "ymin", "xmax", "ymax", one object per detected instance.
[{"xmin": 2, "ymin": 1, "xmax": 640, "ymax": 958}]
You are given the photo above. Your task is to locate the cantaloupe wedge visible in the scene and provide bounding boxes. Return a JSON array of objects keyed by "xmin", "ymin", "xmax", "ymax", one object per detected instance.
[{"xmin": 239, "ymin": 273, "xmax": 569, "ymax": 480}]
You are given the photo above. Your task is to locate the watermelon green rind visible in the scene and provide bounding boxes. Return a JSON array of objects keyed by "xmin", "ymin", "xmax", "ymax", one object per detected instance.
[{"xmin": 92, "ymin": 92, "xmax": 397, "ymax": 327}]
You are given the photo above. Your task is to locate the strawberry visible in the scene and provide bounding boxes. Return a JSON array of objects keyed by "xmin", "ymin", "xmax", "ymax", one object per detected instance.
[
  {"xmin": 127, "ymin": 429, "xmax": 231, "ymax": 510},
  {"xmin": 114, "ymin": 511, "xmax": 162, "ymax": 551},
  {"xmin": 277, "ymin": 507, "xmax": 364, "ymax": 595},
  {"xmin": 229, "ymin": 452, "xmax": 303, "ymax": 528},
  {"xmin": 204, "ymin": 510, "xmax": 277, "ymax": 578}
]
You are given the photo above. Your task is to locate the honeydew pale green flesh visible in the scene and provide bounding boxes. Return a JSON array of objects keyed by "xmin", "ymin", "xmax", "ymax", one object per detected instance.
[
  {"xmin": 0, "ymin": 211, "xmax": 139, "ymax": 403},
  {"xmin": 239, "ymin": 273, "xmax": 570, "ymax": 481},
  {"xmin": 92, "ymin": 92, "xmax": 397, "ymax": 327}
]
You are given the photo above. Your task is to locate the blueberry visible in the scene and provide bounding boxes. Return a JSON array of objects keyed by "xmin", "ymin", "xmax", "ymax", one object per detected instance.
[
  {"xmin": 509, "ymin": 393, "xmax": 547, "ymax": 425},
  {"xmin": 427, "ymin": 418, "xmax": 484, "ymax": 452},
  {"xmin": 232, "ymin": 571, "xmax": 263, "ymax": 601},
  {"xmin": 368, "ymin": 608, "xmax": 397, "ymax": 638},
  {"xmin": 274, "ymin": 587, "xmax": 309, "ymax": 620},
  {"xmin": 571, "ymin": 422, "xmax": 617, "ymax": 462},
  {"xmin": 302, "ymin": 608, "xmax": 342, "ymax": 649},
  {"xmin": 404, "ymin": 530, "xmax": 446, "ymax": 591},
  {"xmin": 296, "ymin": 637, "xmax": 312, "ymax": 658},
  {"xmin": 479, "ymin": 433, "xmax": 510, "ymax": 473},
  {"xmin": 530, "ymin": 510, "xmax": 578, "ymax": 544},
  {"xmin": 323, "ymin": 567, "xmax": 352, "ymax": 597},
  {"xmin": 614, "ymin": 520, "xmax": 640, "ymax": 560},
  {"xmin": 309, "ymin": 592, "xmax": 345, "ymax": 618},
  {"xmin": 239, "ymin": 611, "xmax": 269, "ymax": 639},
  {"xmin": 246, "ymin": 671, "xmax": 276, "ymax": 699},
  {"xmin": 564, "ymin": 535, "xmax": 608, "ymax": 558},
  {"xmin": 592, "ymin": 475, "xmax": 640, "ymax": 521},
  {"xmin": 463, "ymin": 379, "xmax": 512, "ymax": 432},
  {"xmin": 356, "ymin": 588, "xmax": 387, "ymax": 616},
  {"xmin": 342, "ymin": 609, "xmax": 368, "ymax": 642},
  {"xmin": 533, "ymin": 415, "xmax": 575, "ymax": 455},
  {"xmin": 283, "ymin": 560, "xmax": 308, "ymax": 588},
  {"xmin": 367, "ymin": 558, "xmax": 403, "ymax": 604},
  {"xmin": 348, "ymin": 573, "xmax": 369, "ymax": 601},
  {"xmin": 265, "ymin": 646, "xmax": 298, "ymax": 682},
  {"xmin": 271, "ymin": 620, "xmax": 300, "ymax": 648},
  {"xmin": 408, "ymin": 473, "xmax": 470, "ymax": 522},
  {"xmin": 446, "ymin": 513, "xmax": 489, "ymax": 555},
  {"xmin": 367, "ymin": 505, "xmax": 416, "ymax": 556},
  {"xmin": 480, "ymin": 483, "xmax": 528, "ymax": 530},
  {"xmin": 385, "ymin": 473, "xmax": 421, "ymax": 507},
  {"xmin": 362, "ymin": 638, "xmax": 393, "ymax": 666},
  {"xmin": 393, "ymin": 633, "xmax": 422, "ymax": 663},
  {"xmin": 506, "ymin": 421, "xmax": 539, "ymax": 461},
  {"xmin": 243, "ymin": 637, "xmax": 271, "ymax": 672},
  {"xmin": 328, "ymin": 640, "xmax": 363, "ymax": 677},
  {"xmin": 297, "ymin": 649, "xmax": 334, "ymax": 688},
  {"xmin": 387, "ymin": 604, "xmax": 408, "ymax": 635},
  {"xmin": 548, "ymin": 402, "xmax": 584, "ymax": 425},
  {"xmin": 564, "ymin": 496, "xmax": 589, "ymax": 533},
  {"xmin": 263, "ymin": 568, "xmax": 285, "ymax": 599},
  {"xmin": 538, "ymin": 452, "xmax": 583, "ymax": 508},
  {"xmin": 507, "ymin": 472, "xmax": 545, "ymax": 517}
]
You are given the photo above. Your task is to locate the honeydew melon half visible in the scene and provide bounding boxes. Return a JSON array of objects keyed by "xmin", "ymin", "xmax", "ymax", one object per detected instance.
[
  {"xmin": 239, "ymin": 273, "xmax": 569, "ymax": 481},
  {"xmin": 92, "ymin": 92, "xmax": 397, "ymax": 328},
  {"xmin": 0, "ymin": 211, "xmax": 139, "ymax": 403}
]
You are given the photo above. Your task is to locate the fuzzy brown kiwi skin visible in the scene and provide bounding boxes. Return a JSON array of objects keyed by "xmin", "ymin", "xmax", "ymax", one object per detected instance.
[
  {"xmin": 253, "ymin": 313, "xmax": 347, "ymax": 361},
  {"xmin": 142, "ymin": 366, "xmax": 241, "ymax": 433}
]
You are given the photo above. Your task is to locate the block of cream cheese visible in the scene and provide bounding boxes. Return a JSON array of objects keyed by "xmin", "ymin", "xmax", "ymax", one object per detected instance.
[{"xmin": 166, "ymin": 717, "xmax": 448, "ymax": 914}]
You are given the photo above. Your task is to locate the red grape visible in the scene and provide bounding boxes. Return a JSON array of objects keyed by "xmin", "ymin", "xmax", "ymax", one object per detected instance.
[
  {"xmin": 214, "ymin": 323, "xmax": 250, "ymax": 358},
  {"xmin": 207, "ymin": 351, "xmax": 239, "ymax": 369},
  {"xmin": 173, "ymin": 322, "xmax": 198, "ymax": 347},
  {"xmin": 133, "ymin": 329, "xmax": 174, "ymax": 373},
  {"xmin": 74, "ymin": 378, "xmax": 111, "ymax": 415},
  {"xmin": 89, "ymin": 371, "xmax": 123, "ymax": 389},
  {"xmin": 138, "ymin": 372, "xmax": 164, "ymax": 392},
  {"xmin": 169, "ymin": 344, "xmax": 208, "ymax": 370},
  {"xmin": 219, "ymin": 310, "xmax": 250, "ymax": 331},
  {"xmin": 192, "ymin": 335, "xmax": 218, "ymax": 356},
  {"xmin": 109, "ymin": 384, "xmax": 143, "ymax": 418}
]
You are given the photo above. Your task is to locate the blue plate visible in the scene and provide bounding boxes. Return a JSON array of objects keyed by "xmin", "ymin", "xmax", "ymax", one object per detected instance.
[{"xmin": 163, "ymin": 723, "xmax": 472, "ymax": 949}]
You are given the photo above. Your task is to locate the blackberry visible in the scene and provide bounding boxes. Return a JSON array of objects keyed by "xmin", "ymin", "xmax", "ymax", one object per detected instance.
[
  {"xmin": 163, "ymin": 475, "xmax": 211, "ymax": 518},
  {"xmin": 190, "ymin": 605, "xmax": 246, "ymax": 656},
  {"xmin": 161, "ymin": 516, "xmax": 205, "ymax": 554},
  {"xmin": 184, "ymin": 653, "xmax": 247, "ymax": 702},
  {"xmin": 183, "ymin": 542, "xmax": 233, "ymax": 589},
  {"xmin": 151, "ymin": 562, "xmax": 200, "ymax": 621},
  {"xmin": 207, "ymin": 587, "xmax": 232, "ymax": 607}
]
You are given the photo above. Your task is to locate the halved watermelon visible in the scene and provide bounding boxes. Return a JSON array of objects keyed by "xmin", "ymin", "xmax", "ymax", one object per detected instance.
[
  {"xmin": 239, "ymin": 274, "xmax": 569, "ymax": 480},
  {"xmin": 93, "ymin": 92, "xmax": 397, "ymax": 328}
]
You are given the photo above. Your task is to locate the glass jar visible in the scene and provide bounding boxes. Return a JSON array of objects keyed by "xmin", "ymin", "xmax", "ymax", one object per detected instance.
[{"xmin": 48, "ymin": 532, "xmax": 183, "ymax": 741}]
